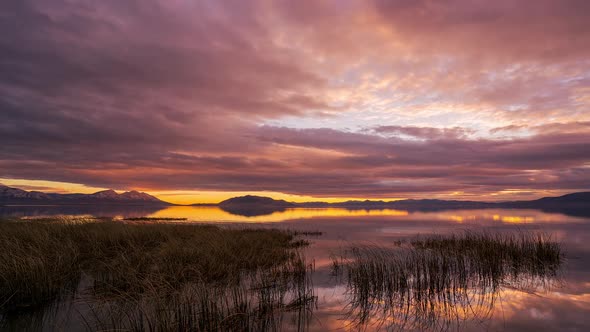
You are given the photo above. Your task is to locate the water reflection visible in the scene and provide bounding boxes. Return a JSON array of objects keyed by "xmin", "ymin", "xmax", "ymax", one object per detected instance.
[
  {"xmin": 148, "ymin": 206, "xmax": 410, "ymax": 222},
  {"xmin": 1, "ymin": 207, "xmax": 590, "ymax": 331},
  {"xmin": 334, "ymin": 232, "xmax": 562, "ymax": 331},
  {"xmin": 0, "ymin": 204, "xmax": 164, "ymax": 218},
  {"xmin": 147, "ymin": 206, "xmax": 587, "ymax": 225},
  {"xmin": 2, "ymin": 205, "xmax": 588, "ymax": 224},
  {"xmin": 0, "ymin": 222, "xmax": 317, "ymax": 332}
]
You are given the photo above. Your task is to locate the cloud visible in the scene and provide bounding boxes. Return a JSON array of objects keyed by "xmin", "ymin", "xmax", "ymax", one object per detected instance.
[
  {"xmin": 371, "ymin": 125, "xmax": 475, "ymax": 139},
  {"xmin": 0, "ymin": 0, "xmax": 588, "ymax": 200},
  {"xmin": 372, "ymin": 0, "xmax": 590, "ymax": 61},
  {"xmin": 2, "ymin": 122, "xmax": 589, "ymax": 199}
]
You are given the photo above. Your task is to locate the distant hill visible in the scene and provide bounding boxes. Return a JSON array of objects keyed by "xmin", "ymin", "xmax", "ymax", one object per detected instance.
[
  {"xmin": 218, "ymin": 195, "xmax": 295, "ymax": 217},
  {"xmin": 219, "ymin": 195, "xmax": 295, "ymax": 208},
  {"xmin": 295, "ymin": 198, "xmax": 493, "ymax": 210},
  {"xmin": 0, "ymin": 184, "xmax": 170, "ymax": 205},
  {"xmin": 295, "ymin": 192, "xmax": 590, "ymax": 210},
  {"xmin": 528, "ymin": 192, "xmax": 590, "ymax": 205},
  {"xmin": 498, "ymin": 192, "xmax": 590, "ymax": 216},
  {"xmin": 214, "ymin": 192, "xmax": 590, "ymax": 211},
  {"xmin": 297, "ymin": 198, "xmax": 493, "ymax": 210}
]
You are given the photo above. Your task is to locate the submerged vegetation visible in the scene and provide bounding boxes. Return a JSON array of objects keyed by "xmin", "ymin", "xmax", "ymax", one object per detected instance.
[
  {"xmin": 333, "ymin": 231, "xmax": 563, "ymax": 331},
  {"xmin": 122, "ymin": 217, "xmax": 188, "ymax": 221},
  {"xmin": 0, "ymin": 217, "xmax": 316, "ymax": 331}
]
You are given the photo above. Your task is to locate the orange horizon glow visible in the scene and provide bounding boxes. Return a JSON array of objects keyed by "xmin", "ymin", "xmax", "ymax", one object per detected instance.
[
  {"xmin": 0, "ymin": 178, "xmax": 407, "ymax": 204},
  {"xmin": 0, "ymin": 178, "xmax": 574, "ymax": 205}
]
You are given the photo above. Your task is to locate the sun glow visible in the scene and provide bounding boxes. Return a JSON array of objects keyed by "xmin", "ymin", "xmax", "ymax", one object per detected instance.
[
  {"xmin": 0, "ymin": 178, "xmax": 405, "ymax": 205},
  {"xmin": 149, "ymin": 190, "xmax": 404, "ymax": 205}
]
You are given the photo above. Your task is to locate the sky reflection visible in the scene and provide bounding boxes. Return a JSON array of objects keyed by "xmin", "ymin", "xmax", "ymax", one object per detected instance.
[
  {"xmin": 143, "ymin": 206, "xmax": 588, "ymax": 225},
  {"xmin": 2, "ymin": 207, "xmax": 589, "ymax": 331}
]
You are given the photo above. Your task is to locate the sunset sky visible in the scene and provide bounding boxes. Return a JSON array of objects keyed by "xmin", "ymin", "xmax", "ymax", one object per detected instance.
[{"xmin": 1, "ymin": 0, "xmax": 589, "ymax": 204}]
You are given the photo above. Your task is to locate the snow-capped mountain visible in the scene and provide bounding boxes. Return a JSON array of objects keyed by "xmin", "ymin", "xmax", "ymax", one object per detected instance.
[{"xmin": 0, "ymin": 184, "xmax": 169, "ymax": 205}]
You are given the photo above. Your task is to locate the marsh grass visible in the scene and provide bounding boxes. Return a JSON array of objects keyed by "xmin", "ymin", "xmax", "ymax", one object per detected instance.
[
  {"xmin": 0, "ymin": 218, "xmax": 316, "ymax": 331},
  {"xmin": 82, "ymin": 253, "xmax": 315, "ymax": 331},
  {"xmin": 334, "ymin": 231, "xmax": 563, "ymax": 331}
]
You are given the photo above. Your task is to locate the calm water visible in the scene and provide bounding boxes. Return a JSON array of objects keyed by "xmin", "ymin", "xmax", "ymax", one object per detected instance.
[{"xmin": 2, "ymin": 206, "xmax": 590, "ymax": 331}]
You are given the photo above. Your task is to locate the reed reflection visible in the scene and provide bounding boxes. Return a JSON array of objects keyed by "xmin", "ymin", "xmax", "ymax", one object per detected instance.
[
  {"xmin": 0, "ymin": 220, "xmax": 317, "ymax": 331},
  {"xmin": 332, "ymin": 231, "xmax": 563, "ymax": 331}
]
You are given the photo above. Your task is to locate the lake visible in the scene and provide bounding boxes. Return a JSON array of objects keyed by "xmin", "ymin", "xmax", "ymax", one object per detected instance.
[{"xmin": 2, "ymin": 206, "xmax": 590, "ymax": 331}]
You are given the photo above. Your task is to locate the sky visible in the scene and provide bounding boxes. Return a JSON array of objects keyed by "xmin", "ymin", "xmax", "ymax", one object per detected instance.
[{"xmin": 1, "ymin": 0, "xmax": 589, "ymax": 204}]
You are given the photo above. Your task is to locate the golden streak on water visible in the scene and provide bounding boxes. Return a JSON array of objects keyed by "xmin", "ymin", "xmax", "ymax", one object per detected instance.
[{"xmin": 147, "ymin": 206, "xmax": 409, "ymax": 223}]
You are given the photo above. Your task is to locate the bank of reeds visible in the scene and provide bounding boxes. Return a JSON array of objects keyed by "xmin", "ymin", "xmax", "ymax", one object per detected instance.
[
  {"xmin": 334, "ymin": 231, "xmax": 563, "ymax": 331},
  {"xmin": 0, "ymin": 218, "xmax": 316, "ymax": 331},
  {"xmin": 83, "ymin": 251, "xmax": 315, "ymax": 331},
  {"xmin": 122, "ymin": 217, "xmax": 188, "ymax": 221}
]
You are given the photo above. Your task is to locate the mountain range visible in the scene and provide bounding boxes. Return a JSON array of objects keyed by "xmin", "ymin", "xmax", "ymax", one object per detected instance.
[
  {"xmin": 216, "ymin": 192, "xmax": 590, "ymax": 217},
  {"xmin": 1, "ymin": 184, "xmax": 589, "ymax": 217},
  {"xmin": 0, "ymin": 184, "xmax": 169, "ymax": 205},
  {"xmin": 218, "ymin": 192, "xmax": 589, "ymax": 209}
]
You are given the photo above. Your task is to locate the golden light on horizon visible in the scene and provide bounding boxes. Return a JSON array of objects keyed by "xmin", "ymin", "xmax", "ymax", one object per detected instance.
[
  {"xmin": 0, "ymin": 178, "xmax": 405, "ymax": 204},
  {"xmin": 149, "ymin": 190, "xmax": 405, "ymax": 205}
]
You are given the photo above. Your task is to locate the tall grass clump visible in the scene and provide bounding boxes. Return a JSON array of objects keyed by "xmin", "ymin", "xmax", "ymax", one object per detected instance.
[
  {"xmin": 0, "ymin": 218, "xmax": 316, "ymax": 331},
  {"xmin": 0, "ymin": 221, "xmax": 82, "ymax": 309},
  {"xmin": 411, "ymin": 231, "xmax": 562, "ymax": 283},
  {"xmin": 84, "ymin": 251, "xmax": 315, "ymax": 331},
  {"xmin": 334, "ymin": 230, "xmax": 563, "ymax": 331}
]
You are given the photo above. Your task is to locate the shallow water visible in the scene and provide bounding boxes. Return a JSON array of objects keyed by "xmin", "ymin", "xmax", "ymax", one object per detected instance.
[{"xmin": 2, "ymin": 206, "xmax": 590, "ymax": 331}]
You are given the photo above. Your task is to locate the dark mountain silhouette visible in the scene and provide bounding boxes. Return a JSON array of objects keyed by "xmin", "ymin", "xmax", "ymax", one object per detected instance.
[
  {"xmin": 0, "ymin": 184, "xmax": 170, "ymax": 206},
  {"xmin": 2, "ymin": 184, "xmax": 588, "ymax": 217},
  {"xmin": 516, "ymin": 192, "xmax": 590, "ymax": 206},
  {"xmin": 217, "ymin": 192, "xmax": 590, "ymax": 218},
  {"xmin": 299, "ymin": 199, "xmax": 493, "ymax": 210},
  {"xmin": 498, "ymin": 192, "xmax": 590, "ymax": 217},
  {"xmin": 220, "ymin": 195, "xmax": 295, "ymax": 207},
  {"xmin": 295, "ymin": 192, "xmax": 589, "ymax": 210},
  {"xmin": 218, "ymin": 195, "xmax": 295, "ymax": 217}
]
